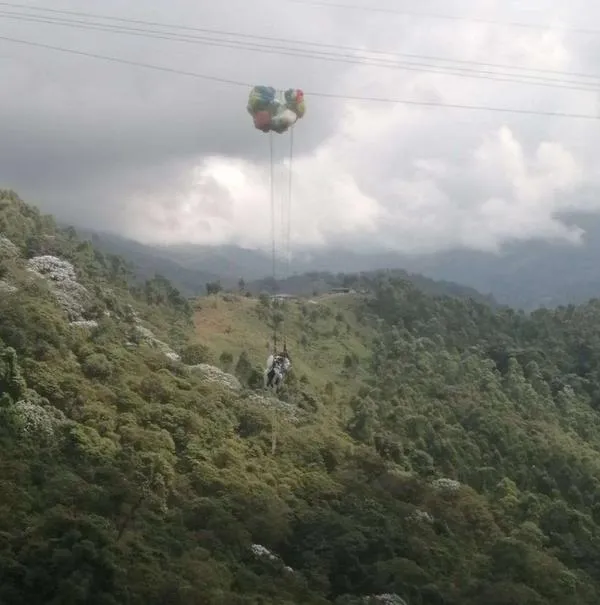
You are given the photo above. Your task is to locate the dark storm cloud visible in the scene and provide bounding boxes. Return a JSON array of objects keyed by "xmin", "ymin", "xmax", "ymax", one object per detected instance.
[
  {"xmin": 1, "ymin": 0, "xmax": 600, "ymax": 250},
  {"xmin": 0, "ymin": 0, "xmax": 348, "ymax": 219}
]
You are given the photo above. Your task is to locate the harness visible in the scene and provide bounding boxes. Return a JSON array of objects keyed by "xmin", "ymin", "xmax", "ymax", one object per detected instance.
[{"xmin": 267, "ymin": 354, "xmax": 290, "ymax": 389}]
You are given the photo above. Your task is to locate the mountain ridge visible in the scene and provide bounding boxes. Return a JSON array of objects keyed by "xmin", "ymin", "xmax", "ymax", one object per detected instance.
[
  {"xmin": 73, "ymin": 211, "xmax": 600, "ymax": 310},
  {"xmin": 73, "ymin": 225, "xmax": 496, "ymax": 305}
]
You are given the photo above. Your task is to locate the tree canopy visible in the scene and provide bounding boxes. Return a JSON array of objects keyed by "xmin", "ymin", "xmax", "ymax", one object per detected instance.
[{"xmin": 2, "ymin": 188, "xmax": 600, "ymax": 604}]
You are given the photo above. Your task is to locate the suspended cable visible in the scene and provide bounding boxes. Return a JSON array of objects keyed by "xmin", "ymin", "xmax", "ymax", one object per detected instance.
[
  {"xmin": 3, "ymin": 10, "xmax": 600, "ymax": 93},
  {"xmin": 277, "ymin": 133, "xmax": 286, "ymax": 348},
  {"xmin": 281, "ymin": 125, "xmax": 295, "ymax": 348},
  {"xmin": 285, "ymin": 0, "xmax": 600, "ymax": 36},
  {"xmin": 269, "ymin": 131, "xmax": 276, "ymax": 285},
  {"xmin": 4, "ymin": 1, "xmax": 600, "ymax": 82},
  {"xmin": 279, "ymin": 136, "xmax": 286, "ymax": 284},
  {"xmin": 269, "ymin": 130, "xmax": 279, "ymax": 351},
  {"xmin": 1, "ymin": 34, "xmax": 599, "ymax": 121},
  {"xmin": 0, "ymin": 34, "xmax": 252, "ymax": 86},
  {"xmin": 286, "ymin": 126, "xmax": 294, "ymax": 285}
]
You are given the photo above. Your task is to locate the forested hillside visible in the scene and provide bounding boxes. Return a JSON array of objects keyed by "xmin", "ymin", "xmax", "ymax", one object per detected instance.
[
  {"xmin": 78, "ymin": 228, "xmax": 496, "ymax": 305},
  {"xmin": 78, "ymin": 215, "xmax": 600, "ymax": 310},
  {"xmin": 4, "ymin": 189, "xmax": 600, "ymax": 604}
]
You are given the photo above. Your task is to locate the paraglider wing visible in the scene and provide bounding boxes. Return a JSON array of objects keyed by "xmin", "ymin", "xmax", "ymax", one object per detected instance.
[
  {"xmin": 284, "ymin": 88, "xmax": 306, "ymax": 119},
  {"xmin": 253, "ymin": 110, "xmax": 272, "ymax": 132},
  {"xmin": 270, "ymin": 107, "xmax": 298, "ymax": 134},
  {"xmin": 247, "ymin": 85, "xmax": 276, "ymax": 114},
  {"xmin": 247, "ymin": 86, "xmax": 305, "ymax": 134},
  {"xmin": 247, "ymin": 86, "xmax": 278, "ymax": 132}
]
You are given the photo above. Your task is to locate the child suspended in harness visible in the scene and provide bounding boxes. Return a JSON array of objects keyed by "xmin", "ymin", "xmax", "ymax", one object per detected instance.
[{"xmin": 264, "ymin": 344, "xmax": 292, "ymax": 391}]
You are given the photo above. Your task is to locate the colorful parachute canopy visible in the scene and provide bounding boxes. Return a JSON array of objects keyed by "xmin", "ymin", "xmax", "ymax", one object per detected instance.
[{"xmin": 247, "ymin": 86, "xmax": 306, "ymax": 134}]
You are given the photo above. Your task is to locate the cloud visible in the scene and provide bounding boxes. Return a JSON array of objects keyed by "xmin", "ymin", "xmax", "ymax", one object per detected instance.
[{"xmin": 1, "ymin": 0, "xmax": 599, "ymax": 254}]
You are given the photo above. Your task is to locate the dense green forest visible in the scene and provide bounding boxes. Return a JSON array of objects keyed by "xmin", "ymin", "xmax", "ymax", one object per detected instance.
[{"xmin": 4, "ymin": 188, "xmax": 600, "ymax": 604}]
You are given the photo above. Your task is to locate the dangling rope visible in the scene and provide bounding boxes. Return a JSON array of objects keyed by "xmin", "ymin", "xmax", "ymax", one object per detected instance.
[
  {"xmin": 286, "ymin": 126, "xmax": 294, "ymax": 282},
  {"xmin": 269, "ymin": 130, "xmax": 277, "ymax": 352},
  {"xmin": 281, "ymin": 125, "xmax": 295, "ymax": 349},
  {"xmin": 267, "ymin": 95, "xmax": 297, "ymax": 355}
]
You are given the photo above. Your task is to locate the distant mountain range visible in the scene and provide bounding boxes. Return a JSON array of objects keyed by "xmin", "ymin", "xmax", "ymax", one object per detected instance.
[
  {"xmin": 75, "ymin": 211, "xmax": 600, "ymax": 310},
  {"xmin": 76, "ymin": 227, "xmax": 491, "ymax": 304}
]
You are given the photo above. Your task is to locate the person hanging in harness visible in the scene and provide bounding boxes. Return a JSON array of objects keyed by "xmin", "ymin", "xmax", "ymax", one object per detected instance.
[{"xmin": 265, "ymin": 344, "xmax": 292, "ymax": 390}]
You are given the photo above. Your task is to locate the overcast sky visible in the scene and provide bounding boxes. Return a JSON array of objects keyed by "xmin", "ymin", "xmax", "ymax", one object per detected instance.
[{"xmin": 1, "ymin": 0, "xmax": 600, "ymax": 253}]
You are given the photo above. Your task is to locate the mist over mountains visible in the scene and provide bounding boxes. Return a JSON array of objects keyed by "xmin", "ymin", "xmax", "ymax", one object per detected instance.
[{"xmin": 76, "ymin": 211, "xmax": 600, "ymax": 309}]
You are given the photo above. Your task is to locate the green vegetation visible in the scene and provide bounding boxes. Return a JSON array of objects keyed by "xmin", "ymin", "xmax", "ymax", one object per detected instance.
[
  {"xmin": 82, "ymin": 228, "xmax": 497, "ymax": 305},
  {"xmin": 4, "ymin": 189, "xmax": 600, "ymax": 603},
  {"xmin": 83, "ymin": 219, "xmax": 600, "ymax": 311}
]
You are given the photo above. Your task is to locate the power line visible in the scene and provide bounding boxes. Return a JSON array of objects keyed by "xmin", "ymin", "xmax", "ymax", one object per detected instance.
[
  {"xmin": 1, "ymin": 34, "xmax": 599, "ymax": 121},
  {"xmin": 0, "ymin": 34, "xmax": 253, "ymax": 86},
  {"xmin": 3, "ymin": 10, "xmax": 600, "ymax": 94},
  {"xmin": 2, "ymin": 1, "xmax": 600, "ymax": 83},
  {"xmin": 285, "ymin": 0, "xmax": 600, "ymax": 36}
]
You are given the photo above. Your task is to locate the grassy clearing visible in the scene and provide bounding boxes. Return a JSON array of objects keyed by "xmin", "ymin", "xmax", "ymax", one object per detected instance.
[{"xmin": 192, "ymin": 292, "xmax": 373, "ymax": 393}]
